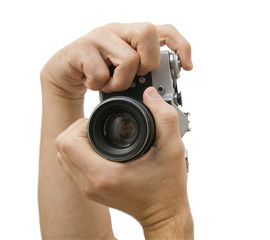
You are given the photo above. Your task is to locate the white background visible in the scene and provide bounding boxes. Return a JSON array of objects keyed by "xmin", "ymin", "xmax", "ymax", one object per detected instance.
[{"xmin": 0, "ymin": 0, "xmax": 269, "ymax": 239}]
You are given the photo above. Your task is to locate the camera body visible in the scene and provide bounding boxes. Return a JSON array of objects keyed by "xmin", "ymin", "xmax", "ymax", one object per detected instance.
[
  {"xmin": 88, "ymin": 51, "xmax": 190, "ymax": 161},
  {"xmin": 100, "ymin": 51, "xmax": 190, "ymax": 137}
]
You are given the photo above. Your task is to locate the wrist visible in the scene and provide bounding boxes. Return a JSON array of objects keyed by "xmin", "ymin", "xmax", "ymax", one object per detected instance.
[
  {"xmin": 40, "ymin": 43, "xmax": 87, "ymax": 100},
  {"xmin": 142, "ymin": 207, "xmax": 193, "ymax": 240},
  {"xmin": 41, "ymin": 65, "xmax": 87, "ymax": 100},
  {"xmin": 140, "ymin": 198, "xmax": 193, "ymax": 240},
  {"xmin": 41, "ymin": 72, "xmax": 85, "ymax": 125}
]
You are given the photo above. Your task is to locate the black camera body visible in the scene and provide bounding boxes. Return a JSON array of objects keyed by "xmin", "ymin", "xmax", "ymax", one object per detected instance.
[{"xmin": 88, "ymin": 51, "xmax": 190, "ymax": 161}]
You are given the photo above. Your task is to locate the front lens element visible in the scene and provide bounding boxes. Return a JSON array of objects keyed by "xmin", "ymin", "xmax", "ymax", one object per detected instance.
[{"xmin": 105, "ymin": 112, "xmax": 138, "ymax": 148}]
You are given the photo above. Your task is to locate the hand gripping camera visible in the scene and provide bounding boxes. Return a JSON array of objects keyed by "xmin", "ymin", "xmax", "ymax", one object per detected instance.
[{"xmin": 88, "ymin": 51, "xmax": 190, "ymax": 162}]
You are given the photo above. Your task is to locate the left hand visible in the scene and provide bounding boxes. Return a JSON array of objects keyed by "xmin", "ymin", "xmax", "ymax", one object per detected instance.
[{"xmin": 41, "ymin": 23, "xmax": 192, "ymax": 98}]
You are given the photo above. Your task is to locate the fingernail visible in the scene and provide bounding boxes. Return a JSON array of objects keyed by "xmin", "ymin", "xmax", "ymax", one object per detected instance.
[{"xmin": 148, "ymin": 87, "xmax": 161, "ymax": 99}]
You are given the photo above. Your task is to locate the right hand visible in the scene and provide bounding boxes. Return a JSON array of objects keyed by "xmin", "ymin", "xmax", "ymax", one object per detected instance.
[
  {"xmin": 55, "ymin": 87, "xmax": 193, "ymax": 238},
  {"xmin": 40, "ymin": 22, "xmax": 192, "ymax": 98}
]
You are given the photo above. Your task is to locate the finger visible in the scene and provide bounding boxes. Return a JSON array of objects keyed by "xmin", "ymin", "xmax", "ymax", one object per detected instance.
[
  {"xmin": 57, "ymin": 150, "xmax": 96, "ymax": 198},
  {"xmin": 55, "ymin": 119, "xmax": 93, "ymax": 174},
  {"xmin": 55, "ymin": 118, "xmax": 87, "ymax": 151},
  {"xmin": 143, "ymin": 87, "xmax": 181, "ymax": 143},
  {"xmin": 101, "ymin": 44, "xmax": 140, "ymax": 93},
  {"xmin": 55, "ymin": 118, "xmax": 105, "ymax": 172},
  {"xmin": 81, "ymin": 47, "xmax": 110, "ymax": 91},
  {"xmin": 55, "ymin": 118, "xmax": 119, "ymax": 197},
  {"xmin": 88, "ymin": 29, "xmax": 140, "ymax": 93},
  {"xmin": 110, "ymin": 22, "xmax": 161, "ymax": 75},
  {"xmin": 68, "ymin": 40, "xmax": 110, "ymax": 91},
  {"xmin": 156, "ymin": 24, "xmax": 193, "ymax": 70}
]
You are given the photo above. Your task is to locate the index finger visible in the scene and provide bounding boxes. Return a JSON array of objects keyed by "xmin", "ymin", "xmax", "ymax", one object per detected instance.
[
  {"xmin": 111, "ymin": 22, "xmax": 161, "ymax": 76},
  {"xmin": 156, "ymin": 24, "xmax": 193, "ymax": 70}
]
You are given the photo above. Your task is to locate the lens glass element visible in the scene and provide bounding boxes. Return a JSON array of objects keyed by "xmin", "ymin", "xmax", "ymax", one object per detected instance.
[{"xmin": 104, "ymin": 112, "xmax": 138, "ymax": 148}]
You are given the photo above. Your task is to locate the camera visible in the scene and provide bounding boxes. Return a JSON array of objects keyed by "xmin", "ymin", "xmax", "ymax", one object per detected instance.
[{"xmin": 88, "ymin": 51, "xmax": 190, "ymax": 161}]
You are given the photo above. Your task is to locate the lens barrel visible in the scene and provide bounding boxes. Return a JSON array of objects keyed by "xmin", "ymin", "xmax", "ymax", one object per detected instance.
[{"xmin": 88, "ymin": 97, "xmax": 155, "ymax": 161}]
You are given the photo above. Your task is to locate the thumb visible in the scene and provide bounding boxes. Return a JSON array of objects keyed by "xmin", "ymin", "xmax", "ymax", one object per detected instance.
[{"xmin": 143, "ymin": 87, "xmax": 180, "ymax": 142}]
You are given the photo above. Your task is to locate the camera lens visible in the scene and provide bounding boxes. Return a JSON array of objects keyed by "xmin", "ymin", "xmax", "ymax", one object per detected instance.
[
  {"xmin": 88, "ymin": 97, "xmax": 155, "ymax": 161},
  {"xmin": 104, "ymin": 112, "xmax": 138, "ymax": 149}
]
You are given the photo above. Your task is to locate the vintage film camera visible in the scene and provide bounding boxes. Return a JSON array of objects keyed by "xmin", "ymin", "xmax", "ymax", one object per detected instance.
[{"xmin": 88, "ymin": 51, "xmax": 190, "ymax": 161}]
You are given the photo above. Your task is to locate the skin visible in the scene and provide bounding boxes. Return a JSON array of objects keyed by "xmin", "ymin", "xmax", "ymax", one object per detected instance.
[{"xmin": 39, "ymin": 22, "xmax": 193, "ymax": 239}]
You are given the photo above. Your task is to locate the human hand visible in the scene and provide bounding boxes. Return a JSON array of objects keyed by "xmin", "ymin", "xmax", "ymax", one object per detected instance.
[
  {"xmin": 40, "ymin": 23, "xmax": 192, "ymax": 98},
  {"xmin": 55, "ymin": 87, "xmax": 193, "ymax": 239}
]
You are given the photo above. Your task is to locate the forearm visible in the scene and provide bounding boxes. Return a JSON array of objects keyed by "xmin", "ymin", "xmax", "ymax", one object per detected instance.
[{"xmin": 38, "ymin": 76, "xmax": 115, "ymax": 239}]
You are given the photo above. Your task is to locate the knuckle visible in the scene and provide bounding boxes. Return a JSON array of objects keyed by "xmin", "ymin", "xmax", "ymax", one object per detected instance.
[
  {"xmin": 87, "ymin": 25, "xmax": 112, "ymax": 46},
  {"xmin": 167, "ymin": 139, "xmax": 185, "ymax": 159},
  {"xmin": 167, "ymin": 108, "xmax": 179, "ymax": 122},
  {"xmin": 92, "ymin": 175, "xmax": 111, "ymax": 193},
  {"xmin": 80, "ymin": 184, "xmax": 94, "ymax": 198},
  {"xmin": 91, "ymin": 171, "xmax": 120, "ymax": 194},
  {"xmin": 84, "ymin": 77, "xmax": 96, "ymax": 90},
  {"xmin": 76, "ymin": 118, "xmax": 87, "ymax": 125},
  {"xmin": 96, "ymin": 70, "xmax": 110, "ymax": 82},
  {"xmin": 127, "ymin": 51, "xmax": 140, "ymax": 65},
  {"xmin": 56, "ymin": 152, "xmax": 62, "ymax": 164},
  {"xmin": 105, "ymin": 22, "xmax": 120, "ymax": 30},
  {"xmin": 159, "ymin": 105, "xmax": 179, "ymax": 124},
  {"xmin": 54, "ymin": 136, "xmax": 62, "ymax": 151},
  {"xmin": 86, "ymin": 70, "xmax": 110, "ymax": 90},
  {"xmin": 160, "ymin": 24, "xmax": 192, "ymax": 53},
  {"xmin": 88, "ymin": 26, "xmax": 103, "ymax": 41},
  {"xmin": 59, "ymin": 136, "xmax": 74, "ymax": 155},
  {"xmin": 55, "ymin": 132, "xmax": 68, "ymax": 153},
  {"xmin": 163, "ymin": 23, "xmax": 178, "ymax": 32},
  {"xmin": 88, "ymin": 22, "xmax": 120, "ymax": 43},
  {"xmin": 139, "ymin": 22, "xmax": 157, "ymax": 38}
]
